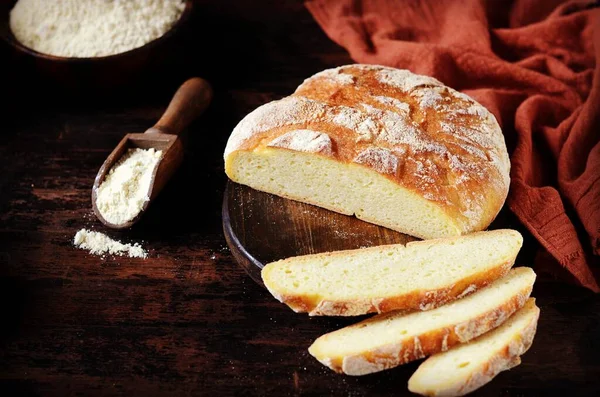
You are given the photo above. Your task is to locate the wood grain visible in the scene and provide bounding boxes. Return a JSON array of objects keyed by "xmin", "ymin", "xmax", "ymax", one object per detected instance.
[
  {"xmin": 1, "ymin": 1, "xmax": 599, "ymax": 396},
  {"xmin": 223, "ymin": 181, "xmax": 415, "ymax": 285}
]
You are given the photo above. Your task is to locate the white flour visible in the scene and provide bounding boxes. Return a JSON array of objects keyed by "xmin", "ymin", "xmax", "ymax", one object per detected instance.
[
  {"xmin": 10, "ymin": 0, "xmax": 185, "ymax": 57},
  {"xmin": 268, "ymin": 129, "xmax": 333, "ymax": 155},
  {"xmin": 95, "ymin": 148, "xmax": 162, "ymax": 225},
  {"xmin": 74, "ymin": 229, "xmax": 147, "ymax": 258}
]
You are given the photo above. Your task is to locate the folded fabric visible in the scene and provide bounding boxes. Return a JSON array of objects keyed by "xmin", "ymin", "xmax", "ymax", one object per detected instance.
[{"xmin": 305, "ymin": 0, "xmax": 600, "ymax": 291}]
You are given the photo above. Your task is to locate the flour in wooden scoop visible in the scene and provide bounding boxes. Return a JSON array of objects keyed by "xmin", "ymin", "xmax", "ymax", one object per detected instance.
[{"xmin": 95, "ymin": 148, "xmax": 162, "ymax": 225}]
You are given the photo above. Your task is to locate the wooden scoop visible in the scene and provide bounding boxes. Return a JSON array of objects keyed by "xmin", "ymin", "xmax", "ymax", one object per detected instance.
[{"xmin": 92, "ymin": 77, "xmax": 213, "ymax": 229}]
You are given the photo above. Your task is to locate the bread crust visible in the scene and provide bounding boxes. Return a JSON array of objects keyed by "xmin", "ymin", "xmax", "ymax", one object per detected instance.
[
  {"xmin": 309, "ymin": 280, "xmax": 533, "ymax": 375},
  {"xmin": 408, "ymin": 299, "xmax": 540, "ymax": 396},
  {"xmin": 225, "ymin": 64, "xmax": 510, "ymax": 236}
]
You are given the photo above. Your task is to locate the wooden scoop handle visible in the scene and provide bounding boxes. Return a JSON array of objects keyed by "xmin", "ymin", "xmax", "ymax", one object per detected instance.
[{"xmin": 146, "ymin": 77, "xmax": 213, "ymax": 136}]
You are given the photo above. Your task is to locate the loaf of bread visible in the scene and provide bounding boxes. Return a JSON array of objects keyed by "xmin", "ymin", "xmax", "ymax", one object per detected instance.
[
  {"xmin": 408, "ymin": 298, "xmax": 540, "ymax": 396},
  {"xmin": 261, "ymin": 229, "xmax": 523, "ymax": 316},
  {"xmin": 224, "ymin": 64, "xmax": 510, "ymax": 239},
  {"xmin": 308, "ymin": 267, "xmax": 535, "ymax": 375}
]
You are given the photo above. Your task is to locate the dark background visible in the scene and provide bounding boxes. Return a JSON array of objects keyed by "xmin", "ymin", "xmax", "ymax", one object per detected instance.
[{"xmin": 1, "ymin": 1, "xmax": 599, "ymax": 396}]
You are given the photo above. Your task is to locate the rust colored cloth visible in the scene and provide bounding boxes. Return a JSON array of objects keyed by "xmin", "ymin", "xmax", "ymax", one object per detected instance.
[{"xmin": 306, "ymin": 0, "xmax": 600, "ymax": 291}]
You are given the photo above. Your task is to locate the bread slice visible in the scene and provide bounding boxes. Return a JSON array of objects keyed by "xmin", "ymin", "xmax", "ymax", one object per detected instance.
[
  {"xmin": 408, "ymin": 298, "xmax": 540, "ymax": 397},
  {"xmin": 308, "ymin": 267, "xmax": 535, "ymax": 375},
  {"xmin": 261, "ymin": 229, "xmax": 523, "ymax": 316}
]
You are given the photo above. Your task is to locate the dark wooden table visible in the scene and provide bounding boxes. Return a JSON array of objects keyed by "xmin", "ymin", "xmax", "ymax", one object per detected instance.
[{"xmin": 1, "ymin": 1, "xmax": 599, "ymax": 396}]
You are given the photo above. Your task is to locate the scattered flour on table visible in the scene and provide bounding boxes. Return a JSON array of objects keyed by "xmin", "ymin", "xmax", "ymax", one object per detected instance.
[
  {"xmin": 95, "ymin": 148, "xmax": 162, "ymax": 225},
  {"xmin": 9, "ymin": 0, "xmax": 186, "ymax": 57},
  {"xmin": 74, "ymin": 229, "xmax": 147, "ymax": 258}
]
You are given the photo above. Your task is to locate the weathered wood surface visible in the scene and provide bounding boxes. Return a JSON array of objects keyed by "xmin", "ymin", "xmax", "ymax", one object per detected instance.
[{"xmin": 1, "ymin": 1, "xmax": 599, "ymax": 396}]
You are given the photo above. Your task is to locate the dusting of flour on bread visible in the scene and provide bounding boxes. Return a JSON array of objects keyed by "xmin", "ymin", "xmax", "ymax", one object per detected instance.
[
  {"xmin": 354, "ymin": 147, "xmax": 399, "ymax": 175},
  {"xmin": 268, "ymin": 130, "xmax": 333, "ymax": 155},
  {"xmin": 375, "ymin": 67, "xmax": 443, "ymax": 91},
  {"xmin": 372, "ymin": 96, "xmax": 411, "ymax": 113},
  {"xmin": 303, "ymin": 66, "xmax": 356, "ymax": 86},
  {"xmin": 224, "ymin": 97, "xmax": 326, "ymax": 157}
]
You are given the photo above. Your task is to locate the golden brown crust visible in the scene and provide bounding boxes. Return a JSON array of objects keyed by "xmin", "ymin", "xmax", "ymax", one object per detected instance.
[
  {"xmin": 312, "ymin": 283, "xmax": 533, "ymax": 376},
  {"xmin": 452, "ymin": 306, "xmax": 538, "ymax": 396},
  {"xmin": 276, "ymin": 260, "xmax": 513, "ymax": 317},
  {"xmin": 225, "ymin": 64, "xmax": 510, "ymax": 235},
  {"xmin": 407, "ymin": 299, "xmax": 539, "ymax": 396}
]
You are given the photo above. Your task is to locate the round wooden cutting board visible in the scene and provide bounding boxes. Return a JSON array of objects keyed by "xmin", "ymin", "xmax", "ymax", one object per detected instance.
[{"xmin": 222, "ymin": 181, "xmax": 417, "ymax": 286}]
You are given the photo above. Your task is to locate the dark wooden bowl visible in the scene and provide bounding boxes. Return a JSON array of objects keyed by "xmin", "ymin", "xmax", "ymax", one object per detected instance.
[{"xmin": 1, "ymin": 0, "xmax": 194, "ymax": 93}]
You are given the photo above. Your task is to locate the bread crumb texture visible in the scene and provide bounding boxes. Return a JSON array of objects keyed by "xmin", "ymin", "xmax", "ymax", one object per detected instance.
[
  {"xmin": 95, "ymin": 148, "xmax": 162, "ymax": 225},
  {"xmin": 73, "ymin": 229, "xmax": 147, "ymax": 258},
  {"xmin": 10, "ymin": 0, "xmax": 185, "ymax": 57}
]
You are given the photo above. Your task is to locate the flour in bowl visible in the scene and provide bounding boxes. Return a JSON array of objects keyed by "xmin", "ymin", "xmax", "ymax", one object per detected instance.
[
  {"xmin": 95, "ymin": 148, "xmax": 162, "ymax": 225},
  {"xmin": 10, "ymin": 0, "xmax": 186, "ymax": 57}
]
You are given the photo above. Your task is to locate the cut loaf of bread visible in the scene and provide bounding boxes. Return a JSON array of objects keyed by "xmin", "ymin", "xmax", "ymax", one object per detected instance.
[
  {"xmin": 308, "ymin": 267, "xmax": 535, "ymax": 375},
  {"xmin": 261, "ymin": 229, "xmax": 523, "ymax": 316},
  {"xmin": 408, "ymin": 298, "xmax": 540, "ymax": 397},
  {"xmin": 224, "ymin": 64, "xmax": 510, "ymax": 239}
]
